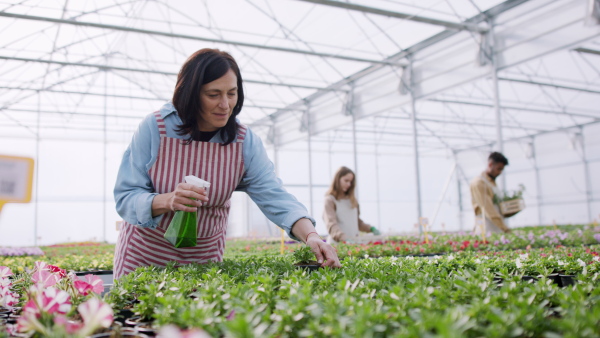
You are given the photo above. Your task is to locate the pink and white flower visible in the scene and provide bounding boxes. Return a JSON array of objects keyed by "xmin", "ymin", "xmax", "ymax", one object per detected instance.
[
  {"xmin": 77, "ymin": 298, "xmax": 114, "ymax": 336},
  {"xmin": 73, "ymin": 280, "xmax": 94, "ymax": 296},
  {"xmin": 0, "ymin": 266, "xmax": 13, "ymax": 278},
  {"xmin": 54, "ymin": 315, "xmax": 84, "ymax": 334},
  {"xmin": 84, "ymin": 274, "xmax": 104, "ymax": 294},
  {"xmin": 31, "ymin": 269, "xmax": 59, "ymax": 288},
  {"xmin": 158, "ymin": 325, "xmax": 211, "ymax": 338},
  {"xmin": 23, "ymin": 286, "xmax": 71, "ymax": 316}
]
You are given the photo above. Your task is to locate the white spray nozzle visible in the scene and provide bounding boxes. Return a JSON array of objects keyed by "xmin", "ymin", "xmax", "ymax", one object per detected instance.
[{"xmin": 185, "ymin": 175, "xmax": 211, "ymax": 189}]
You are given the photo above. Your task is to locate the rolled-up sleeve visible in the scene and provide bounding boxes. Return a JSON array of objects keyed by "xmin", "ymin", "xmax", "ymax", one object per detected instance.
[
  {"xmin": 236, "ymin": 129, "xmax": 315, "ymax": 241},
  {"xmin": 114, "ymin": 114, "xmax": 162, "ymax": 228}
]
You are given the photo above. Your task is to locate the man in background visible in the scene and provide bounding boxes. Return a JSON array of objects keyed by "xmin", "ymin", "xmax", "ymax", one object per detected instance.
[{"xmin": 470, "ymin": 152, "xmax": 511, "ymax": 234}]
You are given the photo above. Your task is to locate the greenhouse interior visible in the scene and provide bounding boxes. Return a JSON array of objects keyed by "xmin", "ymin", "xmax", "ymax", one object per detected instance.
[{"xmin": 1, "ymin": 0, "xmax": 600, "ymax": 337}]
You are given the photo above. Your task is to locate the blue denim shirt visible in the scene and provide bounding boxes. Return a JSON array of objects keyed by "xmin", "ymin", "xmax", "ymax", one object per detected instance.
[{"xmin": 114, "ymin": 102, "xmax": 314, "ymax": 240}]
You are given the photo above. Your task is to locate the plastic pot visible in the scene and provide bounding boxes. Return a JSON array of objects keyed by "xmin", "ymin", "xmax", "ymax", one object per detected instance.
[
  {"xmin": 124, "ymin": 315, "xmax": 152, "ymax": 328},
  {"xmin": 547, "ymin": 273, "xmax": 561, "ymax": 287},
  {"xmin": 135, "ymin": 323, "xmax": 158, "ymax": 337},
  {"xmin": 294, "ymin": 262, "xmax": 322, "ymax": 272},
  {"xmin": 559, "ymin": 274, "xmax": 576, "ymax": 287},
  {"xmin": 521, "ymin": 275, "xmax": 538, "ymax": 283}
]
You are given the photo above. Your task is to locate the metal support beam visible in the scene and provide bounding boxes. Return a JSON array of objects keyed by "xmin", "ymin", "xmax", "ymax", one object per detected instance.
[
  {"xmin": 499, "ymin": 77, "xmax": 600, "ymax": 95},
  {"xmin": 102, "ymin": 70, "xmax": 107, "ymax": 243},
  {"xmin": 454, "ymin": 120, "xmax": 600, "ymax": 153},
  {"xmin": 295, "ymin": 0, "xmax": 487, "ymax": 33},
  {"xmin": 574, "ymin": 47, "xmax": 600, "ymax": 56},
  {"xmin": 408, "ymin": 61, "xmax": 423, "ymax": 233},
  {"xmin": 529, "ymin": 139, "xmax": 544, "ymax": 225},
  {"xmin": 490, "ymin": 22, "xmax": 506, "ymax": 191},
  {"xmin": 305, "ymin": 103, "xmax": 314, "ymax": 216},
  {"xmin": 580, "ymin": 130, "xmax": 593, "ymax": 222},
  {"xmin": 0, "ymin": 12, "xmax": 399, "ymax": 65},
  {"xmin": 429, "ymin": 98, "xmax": 600, "ymax": 121},
  {"xmin": 0, "ymin": 55, "xmax": 336, "ymax": 91}
]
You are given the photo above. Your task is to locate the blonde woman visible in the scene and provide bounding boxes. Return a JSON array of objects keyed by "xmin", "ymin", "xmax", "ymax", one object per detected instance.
[{"xmin": 323, "ymin": 166, "xmax": 380, "ymax": 244}]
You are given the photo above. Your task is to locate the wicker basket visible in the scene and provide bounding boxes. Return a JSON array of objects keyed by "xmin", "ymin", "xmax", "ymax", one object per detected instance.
[{"xmin": 499, "ymin": 198, "xmax": 525, "ymax": 217}]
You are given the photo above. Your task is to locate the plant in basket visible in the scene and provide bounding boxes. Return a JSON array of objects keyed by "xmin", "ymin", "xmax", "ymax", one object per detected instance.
[
  {"xmin": 292, "ymin": 246, "xmax": 321, "ymax": 271},
  {"xmin": 494, "ymin": 184, "xmax": 526, "ymax": 218}
]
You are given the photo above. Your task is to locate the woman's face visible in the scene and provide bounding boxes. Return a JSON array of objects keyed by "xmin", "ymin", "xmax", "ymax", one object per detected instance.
[
  {"xmin": 198, "ymin": 69, "xmax": 238, "ymax": 132},
  {"xmin": 339, "ymin": 173, "xmax": 354, "ymax": 193}
]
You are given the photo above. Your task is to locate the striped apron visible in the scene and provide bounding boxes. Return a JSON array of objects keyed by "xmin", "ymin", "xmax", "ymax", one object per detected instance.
[{"xmin": 114, "ymin": 112, "xmax": 246, "ymax": 279}]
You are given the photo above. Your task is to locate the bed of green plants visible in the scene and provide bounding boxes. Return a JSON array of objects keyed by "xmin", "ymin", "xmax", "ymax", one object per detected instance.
[
  {"xmin": 99, "ymin": 245, "xmax": 600, "ymax": 337},
  {"xmin": 0, "ymin": 242, "xmax": 114, "ymax": 273}
]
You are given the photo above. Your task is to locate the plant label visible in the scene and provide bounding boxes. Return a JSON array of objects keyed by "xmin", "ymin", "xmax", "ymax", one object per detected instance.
[{"xmin": 0, "ymin": 155, "xmax": 34, "ymax": 212}]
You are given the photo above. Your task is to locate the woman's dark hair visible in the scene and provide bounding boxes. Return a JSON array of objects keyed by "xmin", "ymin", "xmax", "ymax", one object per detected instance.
[{"xmin": 172, "ymin": 49, "xmax": 244, "ymax": 145}]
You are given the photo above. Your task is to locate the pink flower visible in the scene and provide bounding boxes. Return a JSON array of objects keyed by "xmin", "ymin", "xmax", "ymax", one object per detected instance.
[
  {"xmin": 0, "ymin": 266, "xmax": 13, "ymax": 278},
  {"xmin": 74, "ymin": 280, "xmax": 93, "ymax": 296},
  {"xmin": 158, "ymin": 325, "xmax": 211, "ymax": 338},
  {"xmin": 17, "ymin": 311, "xmax": 45, "ymax": 335},
  {"xmin": 31, "ymin": 270, "xmax": 59, "ymax": 288},
  {"xmin": 0, "ymin": 290, "xmax": 19, "ymax": 307},
  {"xmin": 226, "ymin": 310, "xmax": 236, "ymax": 321},
  {"xmin": 54, "ymin": 315, "xmax": 84, "ymax": 334},
  {"xmin": 77, "ymin": 298, "xmax": 114, "ymax": 336},
  {"xmin": 84, "ymin": 275, "xmax": 105, "ymax": 294}
]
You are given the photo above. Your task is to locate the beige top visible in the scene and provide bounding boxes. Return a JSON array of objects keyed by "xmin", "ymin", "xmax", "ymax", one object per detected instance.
[
  {"xmin": 469, "ymin": 171, "xmax": 509, "ymax": 232},
  {"xmin": 323, "ymin": 195, "xmax": 371, "ymax": 242}
]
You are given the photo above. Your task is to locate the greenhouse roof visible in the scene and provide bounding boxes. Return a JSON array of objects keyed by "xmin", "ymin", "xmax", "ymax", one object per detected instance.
[{"xmin": 0, "ymin": 0, "xmax": 599, "ymax": 154}]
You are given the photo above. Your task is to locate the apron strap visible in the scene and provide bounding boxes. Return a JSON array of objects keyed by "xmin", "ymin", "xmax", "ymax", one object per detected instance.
[
  {"xmin": 237, "ymin": 123, "xmax": 247, "ymax": 142},
  {"xmin": 154, "ymin": 111, "xmax": 167, "ymax": 138}
]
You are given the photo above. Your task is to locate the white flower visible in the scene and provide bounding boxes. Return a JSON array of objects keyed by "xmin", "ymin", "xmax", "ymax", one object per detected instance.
[
  {"xmin": 593, "ymin": 257, "xmax": 599, "ymax": 262},
  {"xmin": 516, "ymin": 258, "xmax": 523, "ymax": 269},
  {"xmin": 519, "ymin": 253, "xmax": 529, "ymax": 260},
  {"xmin": 475, "ymin": 259, "xmax": 482, "ymax": 264},
  {"xmin": 577, "ymin": 259, "xmax": 586, "ymax": 267}
]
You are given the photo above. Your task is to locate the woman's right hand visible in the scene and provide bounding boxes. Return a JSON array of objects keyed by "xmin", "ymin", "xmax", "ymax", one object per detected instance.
[{"xmin": 152, "ymin": 183, "xmax": 209, "ymax": 216}]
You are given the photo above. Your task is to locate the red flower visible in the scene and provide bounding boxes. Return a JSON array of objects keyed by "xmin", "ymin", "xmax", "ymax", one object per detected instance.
[{"xmin": 395, "ymin": 247, "xmax": 400, "ymax": 251}]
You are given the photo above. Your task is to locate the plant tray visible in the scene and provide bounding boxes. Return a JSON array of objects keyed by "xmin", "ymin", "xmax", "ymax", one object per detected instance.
[{"xmin": 499, "ymin": 198, "xmax": 525, "ymax": 217}]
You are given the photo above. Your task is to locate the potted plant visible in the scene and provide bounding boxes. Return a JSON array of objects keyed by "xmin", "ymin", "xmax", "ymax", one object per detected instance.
[{"xmin": 292, "ymin": 246, "xmax": 321, "ymax": 271}]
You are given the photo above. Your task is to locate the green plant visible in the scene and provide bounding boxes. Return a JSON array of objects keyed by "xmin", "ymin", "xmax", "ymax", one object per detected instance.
[
  {"xmin": 292, "ymin": 246, "xmax": 315, "ymax": 264},
  {"xmin": 494, "ymin": 183, "xmax": 526, "ymax": 203}
]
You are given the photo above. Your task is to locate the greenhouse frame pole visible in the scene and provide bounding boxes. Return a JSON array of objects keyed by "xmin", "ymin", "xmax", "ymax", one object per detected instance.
[
  {"xmin": 409, "ymin": 61, "xmax": 423, "ymax": 234},
  {"xmin": 580, "ymin": 129, "xmax": 592, "ymax": 222},
  {"xmin": 102, "ymin": 70, "xmax": 107, "ymax": 243},
  {"xmin": 305, "ymin": 102, "xmax": 314, "ymax": 216},
  {"xmin": 491, "ymin": 22, "xmax": 506, "ymax": 191},
  {"xmin": 34, "ymin": 90, "xmax": 41, "ymax": 246},
  {"xmin": 350, "ymin": 87, "xmax": 359, "ymax": 180},
  {"xmin": 373, "ymin": 123, "xmax": 382, "ymax": 231},
  {"xmin": 531, "ymin": 139, "xmax": 544, "ymax": 225}
]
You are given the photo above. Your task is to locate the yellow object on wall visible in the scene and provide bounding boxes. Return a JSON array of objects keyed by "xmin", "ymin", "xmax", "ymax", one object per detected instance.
[{"xmin": 0, "ymin": 155, "xmax": 35, "ymax": 212}]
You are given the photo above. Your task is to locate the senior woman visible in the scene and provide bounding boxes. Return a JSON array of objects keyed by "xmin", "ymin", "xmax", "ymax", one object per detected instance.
[{"xmin": 113, "ymin": 48, "xmax": 340, "ymax": 278}]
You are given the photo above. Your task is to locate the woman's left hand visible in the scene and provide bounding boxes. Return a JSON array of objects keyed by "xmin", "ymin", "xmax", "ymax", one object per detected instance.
[{"xmin": 306, "ymin": 237, "xmax": 341, "ymax": 268}]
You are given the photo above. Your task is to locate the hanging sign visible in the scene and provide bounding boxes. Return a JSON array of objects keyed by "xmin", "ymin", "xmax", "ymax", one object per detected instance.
[{"xmin": 0, "ymin": 155, "xmax": 35, "ymax": 212}]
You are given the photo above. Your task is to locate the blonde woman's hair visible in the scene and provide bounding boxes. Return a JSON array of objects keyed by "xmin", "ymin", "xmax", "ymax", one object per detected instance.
[{"xmin": 326, "ymin": 166, "xmax": 358, "ymax": 208}]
